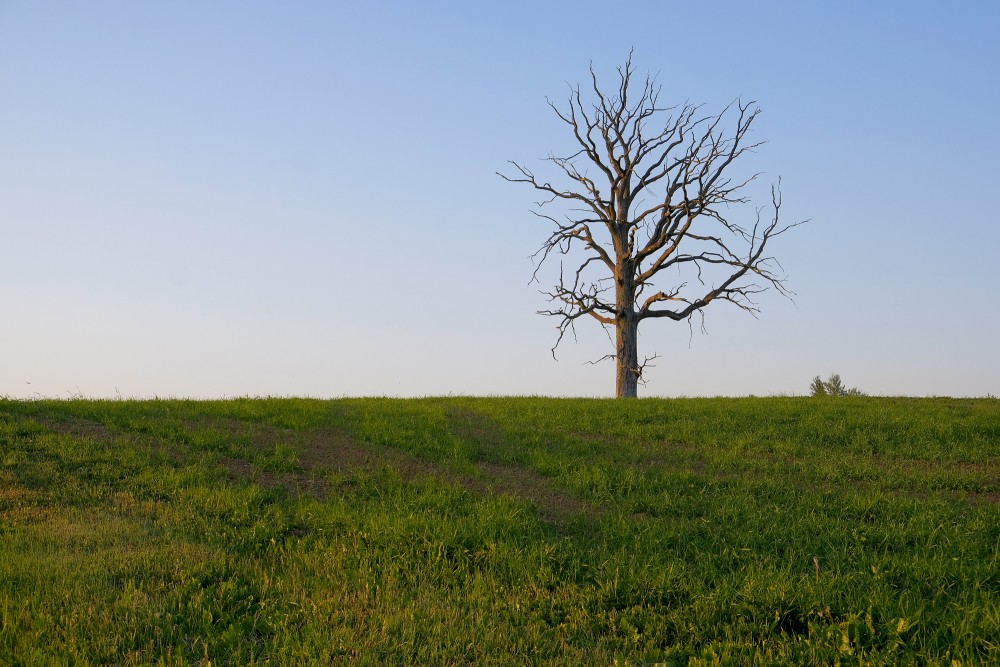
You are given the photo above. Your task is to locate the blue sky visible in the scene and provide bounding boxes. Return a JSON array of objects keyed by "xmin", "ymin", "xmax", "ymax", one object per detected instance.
[{"xmin": 2, "ymin": 1, "xmax": 998, "ymax": 398}]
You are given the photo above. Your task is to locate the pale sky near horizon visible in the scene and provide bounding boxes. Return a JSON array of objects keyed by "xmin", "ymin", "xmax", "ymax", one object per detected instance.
[{"xmin": 2, "ymin": 1, "xmax": 998, "ymax": 399}]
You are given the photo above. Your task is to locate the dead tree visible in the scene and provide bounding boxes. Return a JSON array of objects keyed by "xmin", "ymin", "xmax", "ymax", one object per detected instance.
[{"xmin": 500, "ymin": 55, "xmax": 802, "ymax": 398}]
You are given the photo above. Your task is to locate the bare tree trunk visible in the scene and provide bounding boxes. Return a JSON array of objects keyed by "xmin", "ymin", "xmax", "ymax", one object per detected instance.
[
  {"xmin": 616, "ymin": 270, "xmax": 639, "ymax": 398},
  {"xmin": 615, "ymin": 313, "xmax": 639, "ymax": 398}
]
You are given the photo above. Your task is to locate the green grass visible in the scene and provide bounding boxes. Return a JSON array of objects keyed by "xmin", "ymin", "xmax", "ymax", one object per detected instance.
[{"xmin": 1, "ymin": 396, "xmax": 998, "ymax": 665}]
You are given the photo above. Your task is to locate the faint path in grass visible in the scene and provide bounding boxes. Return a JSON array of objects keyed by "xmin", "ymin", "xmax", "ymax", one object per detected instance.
[
  {"xmin": 463, "ymin": 460, "xmax": 599, "ymax": 523},
  {"xmin": 206, "ymin": 422, "xmax": 437, "ymax": 497},
  {"xmin": 196, "ymin": 414, "xmax": 603, "ymax": 524},
  {"xmin": 37, "ymin": 416, "xmax": 114, "ymax": 441},
  {"xmin": 32, "ymin": 412, "xmax": 1000, "ymax": 511},
  {"xmin": 443, "ymin": 407, "xmax": 602, "ymax": 522}
]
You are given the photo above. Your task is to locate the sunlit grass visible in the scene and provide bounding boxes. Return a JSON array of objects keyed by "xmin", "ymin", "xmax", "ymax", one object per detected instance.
[{"xmin": 1, "ymin": 396, "xmax": 998, "ymax": 664}]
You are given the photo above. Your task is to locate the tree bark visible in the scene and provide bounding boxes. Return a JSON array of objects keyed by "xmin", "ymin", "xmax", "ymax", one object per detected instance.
[
  {"xmin": 615, "ymin": 272, "xmax": 639, "ymax": 398},
  {"xmin": 615, "ymin": 314, "xmax": 639, "ymax": 398}
]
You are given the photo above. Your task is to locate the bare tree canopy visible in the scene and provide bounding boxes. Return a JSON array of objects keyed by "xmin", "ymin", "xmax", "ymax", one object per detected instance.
[{"xmin": 500, "ymin": 54, "xmax": 803, "ymax": 398}]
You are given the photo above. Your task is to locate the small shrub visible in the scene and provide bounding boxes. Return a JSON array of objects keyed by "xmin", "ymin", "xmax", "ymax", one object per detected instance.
[
  {"xmin": 826, "ymin": 374, "xmax": 846, "ymax": 396},
  {"xmin": 811, "ymin": 373, "xmax": 865, "ymax": 397}
]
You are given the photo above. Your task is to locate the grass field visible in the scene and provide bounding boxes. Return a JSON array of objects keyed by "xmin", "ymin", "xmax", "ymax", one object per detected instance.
[{"xmin": 1, "ymin": 396, "xmax": 999, "ymax": 665}]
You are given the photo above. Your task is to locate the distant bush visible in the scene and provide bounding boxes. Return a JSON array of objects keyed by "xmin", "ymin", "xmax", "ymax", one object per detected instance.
[{"xmin": 811, "ymin": 373, "xmax": 865, "ymax": 397}]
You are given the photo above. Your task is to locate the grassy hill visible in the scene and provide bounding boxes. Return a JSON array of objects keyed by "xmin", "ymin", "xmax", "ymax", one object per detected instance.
[{"xmin": 2, "ymin": 396, "xmax": 999, "ymax": 665}]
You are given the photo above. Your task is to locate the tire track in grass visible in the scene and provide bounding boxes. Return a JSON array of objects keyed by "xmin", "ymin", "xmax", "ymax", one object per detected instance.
[
  {"xmin": 442, "ymin": 407, "xmax": 602, "ymax": 523},
  {"xmin": 39, "ymin": 413, "xmax": 1000, "ymax": 516},
  {"xmin": 208, "ymin": 416, "xmax": 603, "ymax": 525}
]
